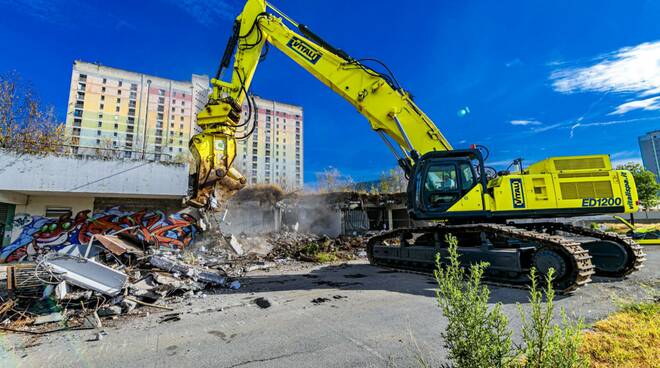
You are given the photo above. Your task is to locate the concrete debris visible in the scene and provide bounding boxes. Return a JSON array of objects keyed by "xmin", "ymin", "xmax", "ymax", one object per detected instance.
[
  {"xmin": 97, "ymin": 306, "xmax": 122, "ymax": 317},
  {"xmin": 95, "ymin": 235, "xmax": 144, "ymax": 256},
  {"xmin": 227, "ymin": 235, "xmax": 244, "ymax": 256},
  {"xmin": 33, "ymin": 312, "xmax": 64, "ymax": 325},
  {"xmin": 55, "ymin": 281, "xmax": 68, "ymax": 300}
]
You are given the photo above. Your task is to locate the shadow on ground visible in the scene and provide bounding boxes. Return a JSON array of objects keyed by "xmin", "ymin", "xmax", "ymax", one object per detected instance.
[{"xmin": 225, "ymin": 262, "xmax": 558, "ymax": 305}]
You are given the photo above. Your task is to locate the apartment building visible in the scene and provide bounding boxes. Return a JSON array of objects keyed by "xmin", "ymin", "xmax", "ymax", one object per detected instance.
[
  {"xmin": 65, "ymin": 60, "xmax": 208, "ymax": 161},
  {"xmin": 639, "ymin": 130, "xmax": 660, "ymax": 183},
  {"xmin": 234, "ymin": 96, "xmax": 304, "ymax": 190}
]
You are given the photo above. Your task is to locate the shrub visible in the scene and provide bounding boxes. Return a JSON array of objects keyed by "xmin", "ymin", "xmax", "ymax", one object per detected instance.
[
  {"xmin": 434, "ymin": 233, "xmax": 513, "ymax": 368},
  {"xmin": 515, "ymin": 268, "xmax": 589, "ymax": 368}
]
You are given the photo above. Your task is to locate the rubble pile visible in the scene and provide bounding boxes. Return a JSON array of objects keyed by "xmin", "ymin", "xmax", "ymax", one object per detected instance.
[
  {"xmin": 263, "ymin": 232, "xmax": 368, "ymax": 262},
  {"xmin": 0, "ymin": 231, "xmax": 239, "ymax": 335}
]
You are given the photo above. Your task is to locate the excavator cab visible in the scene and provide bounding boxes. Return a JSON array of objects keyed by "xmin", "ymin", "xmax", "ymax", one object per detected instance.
[{"xmin": 408, "ymin": 149, "xmax": 487, "ymax": 220}]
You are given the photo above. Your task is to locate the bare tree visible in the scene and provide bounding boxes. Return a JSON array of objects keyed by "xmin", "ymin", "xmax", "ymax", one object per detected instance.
[
  {"xmin": 95, "ymin": 137, "xmax": 123, "ymax": 159},
  {"xmin": 377, "ymin": 167, "xmax": 408, "ymax": 193},
  {"xmin": 315, "ymin": 166, "xmax": 354, "ymax": 193},
  {"xmin": 0, "ymin": 71, "xmax": 66, "ymax": 154}
]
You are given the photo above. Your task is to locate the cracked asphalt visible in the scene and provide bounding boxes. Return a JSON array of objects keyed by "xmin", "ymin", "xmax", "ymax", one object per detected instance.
[{"xmin": 2, "ymin": 246, "xmax": 658, "ymax": 368}]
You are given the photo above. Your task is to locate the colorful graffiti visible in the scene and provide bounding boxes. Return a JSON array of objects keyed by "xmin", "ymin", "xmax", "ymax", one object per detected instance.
[{"xmin": 1, "ymin": 207, "xmax": 198, "ymax": 263}]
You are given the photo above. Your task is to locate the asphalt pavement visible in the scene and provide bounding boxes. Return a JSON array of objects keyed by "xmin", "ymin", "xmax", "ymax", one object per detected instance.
[{"xmin": 2, "ymin": 246, "xmax": 658, "ymax": 368}]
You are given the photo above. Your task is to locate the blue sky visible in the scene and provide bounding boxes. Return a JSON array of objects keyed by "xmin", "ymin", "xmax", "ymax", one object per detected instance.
[{"xmin": 1, "ymin": 0, "xmax": 659, "ymax": 184}]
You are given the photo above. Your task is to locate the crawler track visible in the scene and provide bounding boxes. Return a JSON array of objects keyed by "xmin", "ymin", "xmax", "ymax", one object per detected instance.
[
  {"xmin": 511, "ymin": 222, "xmax": 645, "ymax": 277},
  {"xmin": 367, "ymin": 223, "xmax": 595, "ymax": 294}
]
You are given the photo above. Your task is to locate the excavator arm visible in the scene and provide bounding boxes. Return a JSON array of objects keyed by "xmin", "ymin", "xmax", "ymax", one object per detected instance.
[{"xmin": 186, "ymin": 0, "xmax": 452, "ymax": 209}]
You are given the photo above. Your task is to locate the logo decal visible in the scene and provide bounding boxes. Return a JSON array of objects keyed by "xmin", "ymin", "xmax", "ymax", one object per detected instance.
[
  {"xmin": 621, "ymin": 172, "xmax": 634, "ymax": 210},
  {"xmin": 510, "ymin": 178, "xmax": 526, "ymax": 208},
  {"xmin": 287, "ymin": 36, "xmax": 322, "ymax": 64}
]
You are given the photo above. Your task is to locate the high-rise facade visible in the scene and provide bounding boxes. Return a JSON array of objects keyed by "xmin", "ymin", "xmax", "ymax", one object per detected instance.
[
  {"xmin": 234, "ymin": 96, "xmax": 304, "ymax": 190},
  {"xmin": 639, "ymin": 130, "xmax": 660, "ymax": 183},
  {"xmin": 65, "ymin": 61, "xmax": 209, "ymax": 161}
]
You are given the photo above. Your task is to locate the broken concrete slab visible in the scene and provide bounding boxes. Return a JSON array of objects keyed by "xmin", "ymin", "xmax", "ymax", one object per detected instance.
[
  {"xmin": 227, "ymin": 235, "xmax": 244, "ymax": 256},
  {"xmin": 43, "ymin": 255, "xmax": 127, "ymax": 296},
  {"xmin": 33, "ymin": 312, "xmax": 64, "ymax": 325}
]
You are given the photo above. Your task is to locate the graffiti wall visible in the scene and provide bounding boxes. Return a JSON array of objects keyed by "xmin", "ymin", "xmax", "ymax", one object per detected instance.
[{"xmin": 1, "ymin": 207, "xmax": 198, "ymax": 263}]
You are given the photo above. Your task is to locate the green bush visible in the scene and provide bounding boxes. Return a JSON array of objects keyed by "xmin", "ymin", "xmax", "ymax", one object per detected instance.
[
  {"xmin": 434, "ymin": 233, "xmax": 513, "ymax": 368},
  {"xmin": 515, "ymin": 268, "xmax": 589, "ymax": 368},
  {"xmin": 434, "ymin": 235, "xmax": 589, "ymax": 368}
]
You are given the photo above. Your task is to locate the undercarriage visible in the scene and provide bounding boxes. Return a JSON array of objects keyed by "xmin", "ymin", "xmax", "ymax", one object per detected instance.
[{"xmin": 367, "ymin": 222, "xmax": 646, "ymax": 293}]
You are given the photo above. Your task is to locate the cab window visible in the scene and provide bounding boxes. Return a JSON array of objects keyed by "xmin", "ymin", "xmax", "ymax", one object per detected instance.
[
  {"xmin": 460, "ymin": 163, "xmax": 476, "ymax": 191},
  {"xmin": 425, "ymin": 165, "xmax": 457, "ymax": 191}
]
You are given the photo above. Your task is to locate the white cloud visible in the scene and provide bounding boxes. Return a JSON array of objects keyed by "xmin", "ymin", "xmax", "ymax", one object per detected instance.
[
  {"xmin": 510, "ymin": 119, "xmax": 542, "ymax": 126},
  {"xmin": 550, "ymin": 41, "xmax": 660, "ymax": 96},
  {"xmin": 569, "ymin": 116, "xmax": 660, "ymax": 137},
  {"xmin": 611, "ymin": 157, "xmax": 643, "ymax": 168},
  {"xmin": 610, "ymin": 96, "xmax": 660, "ymax": 115}
]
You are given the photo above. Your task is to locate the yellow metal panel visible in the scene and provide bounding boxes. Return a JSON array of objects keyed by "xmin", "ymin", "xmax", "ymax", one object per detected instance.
[{"xmin": 447, "ymin": 185, "xmax": 484, "ymax": 212}]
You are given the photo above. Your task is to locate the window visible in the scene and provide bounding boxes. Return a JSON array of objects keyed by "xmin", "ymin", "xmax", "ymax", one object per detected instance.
[
  {"xmin": 101, "ymin": 95, "xmax": 105, "ymax": 101},
  {"xmin": 172, "ymin": 107, "xmax": 176, "ymax": 112},
  {"xmin": 179, "ymin": 140, "xmax": 183, "ymax": 145},
  {"xmin": 158, "ymin": 89, "xmax": 165, "ymax": 96},
  {"xmin": 118, "ymin": 81, "xmax": 123, "ymax": 87},
  {"xmin": 98, "ymin": 121, "xmax": 102, "ymax": 127},
  {"xmin": 182, "ymin": 101, "xmax": 185, "ymax": 106},
  {"xmin": 179, "ymin": 124, "xmax": 183, "ymax": 129},
  {"xmin": 130, "ymin": 91, "xmax": 137, "ymax": 99},
  {"xmin": 103, "ymin": 78, "xmax": 107, "ymax": 84},
  {"xmin": 102, "ymin": 87, "xmax": 106, "ymax": 93},
  {"xmin": 424, "ymin": 164, "xmax": 459, "ymax": 206},
  {"xmin": 157, "ymin": 113, "xmax": 164, "ymax": 120},
  {"xmin": 79, "ymin": 74, "xmax": 87, "ymax": 81},
  {"xmin": 96, "ymin": 139, "xmax": 100, "ymax": 144},
  {"xmin": 460, "ymin": 163, "xmax": 476, "ymax": 191},
  {"xmin": 116, "ymin": 98, "xmax": 121, "ymax": 103},
  {"xmin": 98, "ymin": 113, "xmax": 103, "ymax": 118},
  {"xmin": 179, "ymin": 148, "xmax": 182, "ymax": 152},
  {"xmin": 77, "ymin": 82, "xmax": 86, "ymax": 91},
  {"xmin": 158, "ymin": 97, "xmax": 165, "ymax": 104},
  {"xmin": 180, "ymin": 116, "xmax": 184, "ymax": 122},
  {"xmin": 114, "ymin": 123, "xmax": 118, "ymax": 129},
  {"xmin": 115, "ymin": 106, "xmax": 120, "ymax": 112},
  {"xmin": 131, "ymin": 83, "xmax": 137, "ymax": 91},
  {"xmin": 118, "ymin": 89, "xmax": 121, "ymax": 95},
  {"xmin": 77, "ymin": 92, "xmax": 85, "ymax": 100},
  {"xmin": 74, "ymin": 109, "xmax": 83, "ymax": 117},
  {"xmin": 97, "ymin": 130, "xmax": 101, "ymax": 136},
  {"xmin": 180, "ymin": 108, "xmax": 184, "ymax": 113},
  {"xmin": 113, "ymin": 132, "xmax": 118, "ymax": 137}
]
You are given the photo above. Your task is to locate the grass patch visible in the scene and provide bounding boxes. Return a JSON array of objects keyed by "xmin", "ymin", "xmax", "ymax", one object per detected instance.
[
  {"xmin": 314, "ymin": 251, "xmax": 338, "ymax": 263},
  {"xmin": 581, "ymin": 301, "xmax": 659, "ymax": 368}
]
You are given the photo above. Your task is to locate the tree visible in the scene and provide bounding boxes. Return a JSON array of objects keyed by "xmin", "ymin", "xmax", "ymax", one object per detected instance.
[
  {"xmin": 315, "ymin": 166, "xmax": 353, "ymax": 192},
  {"xmin": 96, "ymin": 137, "xmax": 122, "ymax": 159},
  {"xmin": 377, "ymin": 167, "xmax": 407, "ymax": 193},
  {"xmin": 0, "ymin": 71, "xmax": 66, "ymax": 154},
  {"xmin": 616, "ymin": 162, "xmax": 660, "ymax": 210}
]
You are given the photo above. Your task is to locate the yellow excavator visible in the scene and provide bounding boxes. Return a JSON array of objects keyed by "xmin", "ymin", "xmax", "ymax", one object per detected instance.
[{"xmin": 184, "ymin": 0, "xmax": 645, "ymax": 292}]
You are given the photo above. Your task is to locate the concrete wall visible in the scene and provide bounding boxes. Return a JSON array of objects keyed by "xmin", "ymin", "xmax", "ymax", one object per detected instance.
[
  {"xmin": 0, "ymin": 151, "xmax": 188, "ymax": 198},
  {"xmin": 15, "ymin": 195, "xmax": 94, "ymax": 218}
]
